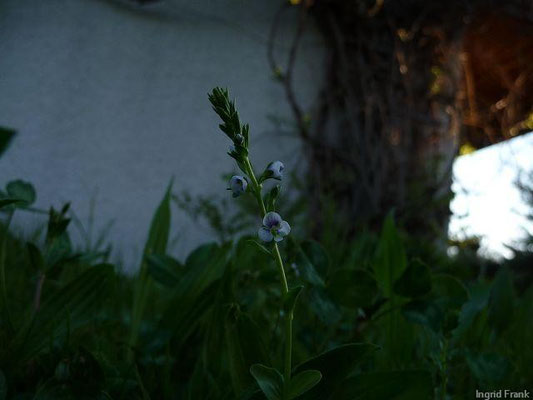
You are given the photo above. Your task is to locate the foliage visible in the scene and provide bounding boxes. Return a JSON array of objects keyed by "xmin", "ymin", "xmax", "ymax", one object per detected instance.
[{"xmin": 1, "ymin": 110, "xmax": 531, "ymax": 400}]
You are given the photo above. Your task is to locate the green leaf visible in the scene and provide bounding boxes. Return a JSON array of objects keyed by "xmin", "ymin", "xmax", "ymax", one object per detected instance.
[
  {"xmin": 247, "ymin": 239, "xmax": 272, "ymax": 256},
  {"xmin": 293, "ymin": 240, "xmax": 326, "ymax": 287},
  {"xmin": 402, "ymin": 300, "xmax": 443, "ymax": 332},
  {"xmin": 45, "ymin": 205, "xmax": 71, "ymax": 245},
  {"xmin": 373, "ymin": 213, "xmax": 407, "ymax": 297},
  {"xmin": 0, "ymin": 127, "xmax": 15, "ymax": 158},
  {"xmin": 308, "ymin": 287, "xmax": 342, "ymax": 325},
  {"xmin": 159, "ymin": 243, "xmax": 230, "ymax": 347},
  {"xmin": 288, "ymin": 370, "xmax": 322, "ymax": 399},
  {"xmin": 283, "ymin": 285, "xmax": 303, "ymax": 315},
  {"xmin": 0, "ymin": 369, "xmax": 6, "ymax": 400},
  {"xmin": 331, "ymin": 370, "xmax": 433, "ymax": 400},
  {"xmin": 488, "ymin": 267, "xmax": 515, "ymax": 333},
  {"xmin": 393, "ymin": 259, "xmax": 431, "ymax": 298},
  {"xmin": 226, "ymin": 308, "xmax": 269, "ymax": 395},
  {"xmin": 6, "ymin": 180, "xmax": 36, "ymax": 207},
  {"xmin": 327, "ymin": 268, "xmax": 378, "ymax": 309},
  {"xmin": 465, "ymin": 351, "xmax": 512, "ymax": 385},
  {"xmin": 11, "ymin": 263, "xmax": 114, "ymax": 361},
  {"xmin": 293, "ymin": 343, "xmax": 378, "ymax": 400},
  {"xmin": 300, "ymin": 241, "xmax": 329, "ymax": 277},
  {"xmin": 146, "ymin": 254, "xmax": 182, "ymax": 287},
  {"xmin": 431, "ymin": 274, "xmax": 468, "ymax": 310},
  {"xmin": 143, "ymin": 179, "xmax": 173, "ymax": 257},
  {"xmin": 452, "ymin": 282, "xmax": 491, "ymax": 340},
  {"xmin": 0, "ymin": 198, "xmax": 22, "ymax": 209},
  {"xmin": 27, "ymin": 242, "xmax": 45, "ymax": 271},
  {"xmin": 249, "ymin": 364, "xmax": 283, "ymax": 400}
]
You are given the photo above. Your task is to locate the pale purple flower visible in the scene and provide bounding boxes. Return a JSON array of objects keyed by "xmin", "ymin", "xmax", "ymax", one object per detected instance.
[
  {"xmin": 258, "ymin": 211, "xmax": 291, "ymax": 242},
  {"xmin": 228, "ymin": 175, "xmax": 247, "ymax": 197},
  {"xmin": 266, "ymin": 161, "xmax": 284, "ymax": 180}
]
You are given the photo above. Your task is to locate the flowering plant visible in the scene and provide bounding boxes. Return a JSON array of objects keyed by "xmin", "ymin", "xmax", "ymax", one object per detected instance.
[{"xmin": 209, "ymin": 87, "xmax": 322, "ymax": 399}]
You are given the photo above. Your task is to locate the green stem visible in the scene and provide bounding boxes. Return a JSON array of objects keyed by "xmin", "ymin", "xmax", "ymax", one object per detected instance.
[
  {"xmin": 244, "ymin": 157, "xmax": 267, "ymax": 216},
  {"xmin": 1, "ymin": 212, "xmax": 14, "ymax": 332},
  {"xmin": 440, "ymin": 338, "xmax": 448, "ymax": 400},
  {"xmin": 245, "ymin": 157, "xmax": 293, "ymax": 396}
]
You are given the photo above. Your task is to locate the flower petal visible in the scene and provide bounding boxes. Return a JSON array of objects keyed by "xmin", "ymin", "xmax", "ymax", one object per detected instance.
[
  {"xmin": 277, "ymin": 220, "xmax": 291, "ymax": 237},
  {"xmin": 263, "ymin": 212, "xmax": 282, "ymax": 228},
  {"xmin": 258, "ymin": 227, "xmax": 273, "ymax": 242}
]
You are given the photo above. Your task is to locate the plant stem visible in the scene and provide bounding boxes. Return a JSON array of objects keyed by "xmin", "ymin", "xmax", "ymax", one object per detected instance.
[
  {"xmin": 273, "ymin": 242, "xmax": 291, "ymax": 394},
  {"xmin": 245, "ymin": 156, "xmax": 293, "ymax": 395},
  {"xmin": 244, "ymin": 157, "xmax": 267, "ymax": 216},
  {"xmin": 0, "ymin": 212, "xmax": 14, "ymax": 332}
]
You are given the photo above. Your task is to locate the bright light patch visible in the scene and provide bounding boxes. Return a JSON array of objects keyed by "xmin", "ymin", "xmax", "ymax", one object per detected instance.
[{"xmin": 449, "ymin": 131, "xmax": 533, "ymax": 259}]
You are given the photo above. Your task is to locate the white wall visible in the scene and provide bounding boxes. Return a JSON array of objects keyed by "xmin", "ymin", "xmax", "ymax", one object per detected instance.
[{"xmin": 0, "ymin": 0, "xmax": 324, "ymax": 269}]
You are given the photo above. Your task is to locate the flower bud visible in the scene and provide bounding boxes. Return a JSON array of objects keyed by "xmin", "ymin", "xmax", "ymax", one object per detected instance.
[
  {"xmin": 266, "ymin": 161, "xmax": 284, "ymax": 180},
  {"xmin": 234, "ymin": 134, "xmax": 245, "ymax": 145},
  {"xmin": 228, "ymin": 175, "xmax": 248, "ymax": 197}
]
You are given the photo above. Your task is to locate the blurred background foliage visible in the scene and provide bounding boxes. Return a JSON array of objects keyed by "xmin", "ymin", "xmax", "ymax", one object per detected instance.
[{"xmin": 1, "ymin": 127, "xmax": 532, "ymax": 398}]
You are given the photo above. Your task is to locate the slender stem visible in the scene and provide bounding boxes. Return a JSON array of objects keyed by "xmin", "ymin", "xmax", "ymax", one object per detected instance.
[
  {"xmin": 244, "ymin": 157, "xmax": 267, "ymax": 216},
  {"xmin": 440, "ymin": 338, "xmax": 448, "ymax": 400},
  {"xmin": 274, "ymin": 242, "xmax": 292, "ymax": 394},
  {"xmin": 245, "ymin": 156, "xmax": 293, "ymax": 395},
  {"xmin": 1, "ymin": 212, "xmax": 14, "ymax": 332},
  {"xmin": 273, "ymin": 244, "xmax": 289, "ymax": 293}
]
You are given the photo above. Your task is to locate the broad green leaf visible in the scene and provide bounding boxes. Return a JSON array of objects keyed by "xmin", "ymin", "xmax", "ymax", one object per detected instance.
[
  {"xmin": 465, "ymin": 351, "xmax": 512, "ymax": 385},
  {"xmin": 300, "ymin": 241, "xmax": 329, "ymax": 277},
  {"xmin": 291, "ymin": 240, "xmax": 325, "ymax": 287},
  {"xmin": 288, "ymin": 370, "xmax": 322, "ymax": 399},
  {"xmin": 6, "ymin": 180, "xmax": 36, "ymax": 207},
  {"xmin": 331, "ymin": 370, "xmax": 433, "ymax": 399},
  {"xmin": 452, "ymin": 281, "xmax": 491, "ymax": 340},
  {"xmin": 185, "ymin": 242, "xmax": 220, "ymax": 269},
  {"xmin": 488, "ymin": 267, "xmax": 515, "ymax": 333},
  {"xmin": 327, "ymin": 268, "xmax": 378, "ymax": 309},
  {"xmin": 283, "ymin": 285, "xmax": 303, "ymax": 315},
  {"xmin": 308, "ymin": 287, "xmax": 342, "ymax": 325},
  {"xmin": 393, "ymin": 259, "xmax": 431, "ymax": 298},
  {"xmin": 402, "ymin": 300, "xmax": 443, "ymax": 332},
  {"xmin": 373, "ymin": 213, "xmax": 407, "ymax": 297},
  {"xmin": 431, "ymin": 274, "xmax": 468, "ymax": 310},
  {"xmin": 293, "ymin": 343, "xmax": 378, "ymax": 400},
  {"xmin": 0, "ymin": 127, "xmax": 15, "ymax": 158},
  {"xmin": 372, "ymin": 299, "xmax": 416, "ymax": 369},
  {"xmin": 249, "ymin": 364, "xmax": 283, "ymax": 400},
  {"xmin": 146, "ymin": 254, "xmax": 182, "ymax": 287}
]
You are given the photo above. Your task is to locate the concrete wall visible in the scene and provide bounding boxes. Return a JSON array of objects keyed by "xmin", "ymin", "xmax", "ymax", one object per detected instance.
[{"xmin": 0, "ymin": 0, "xmax": 324, "ymax": 269}]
